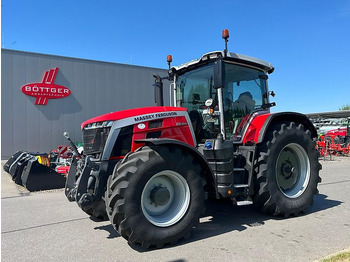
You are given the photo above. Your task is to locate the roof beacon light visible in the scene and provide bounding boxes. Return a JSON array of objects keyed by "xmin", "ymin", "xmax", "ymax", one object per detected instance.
[
  {"xmin": 222, "ymin": 29, "xmax": 229, "ymax": 39},
  {"xmin": 167, "ymin": 55, "xmax": 173, "ymax": 69},
  {"xmin": 222, "ymin": 29, "xmax": 230, "ymax": 57}
]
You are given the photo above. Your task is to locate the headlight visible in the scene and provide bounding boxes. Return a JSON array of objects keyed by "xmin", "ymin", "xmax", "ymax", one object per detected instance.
[{"xmin": 84, "ymin": 121, "xmax": 114, "ymax": 130}]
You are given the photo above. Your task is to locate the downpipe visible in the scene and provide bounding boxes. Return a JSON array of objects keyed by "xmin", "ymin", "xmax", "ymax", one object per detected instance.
[{"xmin": 153, "ymin": 74, "xmax": 164, "ymax": 106}]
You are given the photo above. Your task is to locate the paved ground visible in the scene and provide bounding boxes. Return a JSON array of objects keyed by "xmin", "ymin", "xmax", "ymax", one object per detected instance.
[{"xmin": 1, "ymin": 157, "xmax": 350, "ymax": 262}]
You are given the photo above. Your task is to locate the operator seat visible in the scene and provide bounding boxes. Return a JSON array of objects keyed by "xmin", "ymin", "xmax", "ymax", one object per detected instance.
[{"xmin": 232, "ymin": 91, "xmax": 255, "ymax": 114}]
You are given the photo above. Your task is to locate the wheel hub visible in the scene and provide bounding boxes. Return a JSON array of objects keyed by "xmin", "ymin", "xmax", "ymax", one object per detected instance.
[
  {"xmin": 275, "ymin": 143, "xmax": 311, "ymax": 198},
  {"xmin": 150, "ymin": 185, "xmax": 170, "ymax": 206},
  {"xmin": 141, "ymin": 170, "xmax": 190, "ymax": 227},
  {"xmin": 280, "ymin": 160, "xmax": 295, "ymax": 179}
]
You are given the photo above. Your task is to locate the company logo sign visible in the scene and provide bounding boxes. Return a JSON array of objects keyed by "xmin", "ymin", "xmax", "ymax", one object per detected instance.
[{"xmin": 21, "ymin": 67, "xmax": 71, "ymax": 105}]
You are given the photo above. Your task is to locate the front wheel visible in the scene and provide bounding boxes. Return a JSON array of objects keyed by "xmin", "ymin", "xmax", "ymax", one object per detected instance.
[
  {"xmin": 141, "ymin": 170, "xmax": 191, "ymax": 227},
  {"xmin": 254, "ymin": 122, "xmax": 321, "ymax": 217},
  {"xmin": 105, "ymin": 146, "xmax": 206, "ymax": 248},
  {"xmin": 82, "ymin": 199, "xmax": 108, "ymax": 221}
]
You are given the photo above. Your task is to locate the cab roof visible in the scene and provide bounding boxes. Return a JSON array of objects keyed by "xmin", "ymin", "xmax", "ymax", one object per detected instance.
[{"xmin": 172, "ymin": 51, "xmax": 274, "ymax": 74}]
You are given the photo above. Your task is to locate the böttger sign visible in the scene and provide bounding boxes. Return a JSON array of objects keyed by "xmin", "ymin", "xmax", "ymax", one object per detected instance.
[{"xmin": 21, "ymin": 67, "xmax": 71, "ymax": 105}]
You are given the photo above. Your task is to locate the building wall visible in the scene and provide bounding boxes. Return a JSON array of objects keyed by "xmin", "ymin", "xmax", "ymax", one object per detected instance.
[{"xmin": 1, "ymin": 49, "xmax": 169, "ymax": 159}]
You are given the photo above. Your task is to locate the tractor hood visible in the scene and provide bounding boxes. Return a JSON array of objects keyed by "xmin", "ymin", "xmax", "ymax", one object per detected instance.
[{"xmin": 81, "ymin": 106, "xmax": 187, "ymax": 129}]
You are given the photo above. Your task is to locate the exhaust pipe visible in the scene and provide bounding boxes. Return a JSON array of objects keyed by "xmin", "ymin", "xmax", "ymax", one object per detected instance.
[{"xmin": 153, "ymin": 74, "xmax": 164, "ymax": 106}]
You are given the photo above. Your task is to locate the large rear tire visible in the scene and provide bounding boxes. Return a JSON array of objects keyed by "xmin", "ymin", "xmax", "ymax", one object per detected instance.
[
  {"xmin": 105, "ymin": 146, "xmax": 206, "ymax": 248},
  {"xmin": 254, "ymin": 122, "xmax": 321, "ymax": 217}
]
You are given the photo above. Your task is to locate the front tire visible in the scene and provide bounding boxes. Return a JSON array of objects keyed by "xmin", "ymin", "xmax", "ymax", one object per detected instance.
[
  {"xmin": 254, "ymin": 122, "xmax": 321, "ymax": 217},
  {"xmin": 82, "ymin": 199, "xmax": 108, "ymax": 221},
  {"xmin": 105, "ymin": 146, "xmax": 205, "ymax": 248}
]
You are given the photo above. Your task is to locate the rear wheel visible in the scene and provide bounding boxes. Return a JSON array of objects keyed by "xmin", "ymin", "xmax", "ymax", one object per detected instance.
[
  {"xmin": 105, "ymin": 145, "xmax": 206, "ymax": 248},
  {"xmin": 254, "ymin": 122, "xmax": 321, "ymax": 217}
]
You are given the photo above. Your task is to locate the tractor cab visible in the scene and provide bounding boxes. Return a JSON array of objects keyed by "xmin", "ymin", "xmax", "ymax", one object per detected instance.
[{"xmin": 168, "ymin": 50, "xmax": 274, "ymax": 144}]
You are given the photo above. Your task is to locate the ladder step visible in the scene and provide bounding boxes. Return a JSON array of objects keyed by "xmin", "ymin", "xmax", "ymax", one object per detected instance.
[
  {"xmin": 234, "ymin": 168, "xmax": 245, "ymax": 172},
  {"xmin": 234, "ymin": 184, "xmax": 249, "ymax": 188},
  {"xmin": 236, "ymin": 200, "xmax": 253, "ymax": 206}
]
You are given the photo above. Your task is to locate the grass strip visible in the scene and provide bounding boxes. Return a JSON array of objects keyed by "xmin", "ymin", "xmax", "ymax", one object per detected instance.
[{"xmin": 321, "ymin": 251, "xmax": 350, "ymax": 262}]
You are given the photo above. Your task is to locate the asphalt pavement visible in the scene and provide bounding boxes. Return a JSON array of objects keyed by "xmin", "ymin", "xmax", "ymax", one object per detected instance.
[{"xmin": 1, "ymin": 157, "xmax": 350, "ymax": 262}]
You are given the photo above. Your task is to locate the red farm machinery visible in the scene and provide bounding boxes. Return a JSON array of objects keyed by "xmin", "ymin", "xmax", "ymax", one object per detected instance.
[
  {"xmin": 317, "ymin": 119, "xmax": 350, "ymax": 158},
  {"xmin": 307, "ymin": 111, "xmax": 350, "ymax": 158},
  {"xmin": 64, "ymin": 30, "xmax": 322, "ymax": 248}
]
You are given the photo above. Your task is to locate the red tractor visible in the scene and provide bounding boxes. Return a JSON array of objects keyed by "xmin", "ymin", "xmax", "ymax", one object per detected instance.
[{"xmin": 64, "ymin": 30, "xmax": 321, "ymax": 248}]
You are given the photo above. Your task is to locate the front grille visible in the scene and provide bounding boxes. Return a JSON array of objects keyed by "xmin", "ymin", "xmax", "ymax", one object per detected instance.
[{"xmin": 82, "ymin": 127, "xmax": 111, "ymax": 155}]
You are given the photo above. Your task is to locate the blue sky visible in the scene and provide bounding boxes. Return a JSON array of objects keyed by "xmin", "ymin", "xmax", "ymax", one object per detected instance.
[{"xmin": 2, "ymin": 0, "xmax": 350, "ymax": 113}]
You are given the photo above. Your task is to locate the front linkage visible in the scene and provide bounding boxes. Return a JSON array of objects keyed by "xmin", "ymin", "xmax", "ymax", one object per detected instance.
[{"xmin": 65, "ymin": 155, "xmax": 110, "ymax": 220}]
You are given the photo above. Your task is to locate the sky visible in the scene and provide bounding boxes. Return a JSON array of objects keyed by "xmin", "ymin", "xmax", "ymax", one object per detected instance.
[{"xmin": 1, "ymin": 0, "xmax": 350, "ymax": 114}]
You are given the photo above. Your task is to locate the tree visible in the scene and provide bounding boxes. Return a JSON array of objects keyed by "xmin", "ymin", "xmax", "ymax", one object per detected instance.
[{"xmin": 339, "ymin": 104, "xmax": 350, "ymax": 111}]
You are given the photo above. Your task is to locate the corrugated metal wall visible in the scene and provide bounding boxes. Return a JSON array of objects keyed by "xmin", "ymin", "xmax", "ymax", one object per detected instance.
[{"xmin": 1, "ymin": 49, "xmax": 169, "ymax": 159}]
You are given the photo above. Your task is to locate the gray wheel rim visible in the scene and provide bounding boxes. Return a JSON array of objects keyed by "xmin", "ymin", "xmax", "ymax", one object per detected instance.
[
  {"xmin": 141, "ymin": 170, "xmax": 190, "ymax": 227},
  {"xmin": 275, "ymin": 143, "xmax": 310, "ymax": 198}
]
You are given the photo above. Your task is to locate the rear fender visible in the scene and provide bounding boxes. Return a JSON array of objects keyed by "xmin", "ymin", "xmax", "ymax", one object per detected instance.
[{"xmin": 250, "ymin": 112, "xmax": 317, "ymax": 144}]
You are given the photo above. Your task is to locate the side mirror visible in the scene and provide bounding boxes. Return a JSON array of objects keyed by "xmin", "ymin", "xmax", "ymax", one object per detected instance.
[
  {"xmin": 63, "ymin": 131, "xmax": 81, "ymax": 158},
  {"xmin": 213, "ymin": 60, "xmax": 224, "ymax": 89},
  {"xmin": 63, "ymin": 132, "xmax": 70, "ymax": 139}
]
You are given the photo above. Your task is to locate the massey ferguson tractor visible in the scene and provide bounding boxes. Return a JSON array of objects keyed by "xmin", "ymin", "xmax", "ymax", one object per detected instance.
[{"xmin": 64, "ymin": 30, "xmax": 321, "ymax": 248}]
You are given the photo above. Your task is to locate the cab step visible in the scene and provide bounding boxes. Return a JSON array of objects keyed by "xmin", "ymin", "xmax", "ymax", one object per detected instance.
[
  {"xmin": 233, "ymin": 196, "xmax": 253, "ymax": 206},
  {"xmin": 234, "ymin": 184, "xmax": 249, "ymax": 188},
  {"xmin": 236, "ymin": 200, "xmax": 253, "ymax": 206}
]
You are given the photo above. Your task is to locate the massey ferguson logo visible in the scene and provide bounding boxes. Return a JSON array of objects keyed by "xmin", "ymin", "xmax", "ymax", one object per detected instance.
[
  {"xmin": 21, "ymin": 67, "xmax": 71, "ymax": 105},
  {"xmin": 134, "ymin": 112, "xmax": 178, "ymax": 122}
]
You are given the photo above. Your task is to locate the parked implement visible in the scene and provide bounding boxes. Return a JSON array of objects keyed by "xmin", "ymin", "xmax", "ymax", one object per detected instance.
[
  {"xmin": 317, "ymin": 119, "xmax": 350, "ymax": 157},
  {"xmin": 65, "ymin": 30, "xmax": 321, "ymax": 248},
  {"xmin": 307, "ymin": 111, "xmax": 350, "ymax": 157},
  {"xmin": 3, "ymin": 151, "xmax": 66, "ymax": 191}
]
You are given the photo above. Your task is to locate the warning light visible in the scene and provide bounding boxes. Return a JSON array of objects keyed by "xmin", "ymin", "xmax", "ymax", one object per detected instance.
[
  {"xmin": 228, "ymin": 190, "xmax": 232, "ymax": 195},
  {"xmin": 167, "ymin": 55, "xmax": 173, "ymax": 69},
  {"xmin": 222, "ymin": 29, "xmax": 229, "ymax": 40},
  {"xmin": 222, "ymin": 29, "xmax": 230, "ymax": 57}
]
